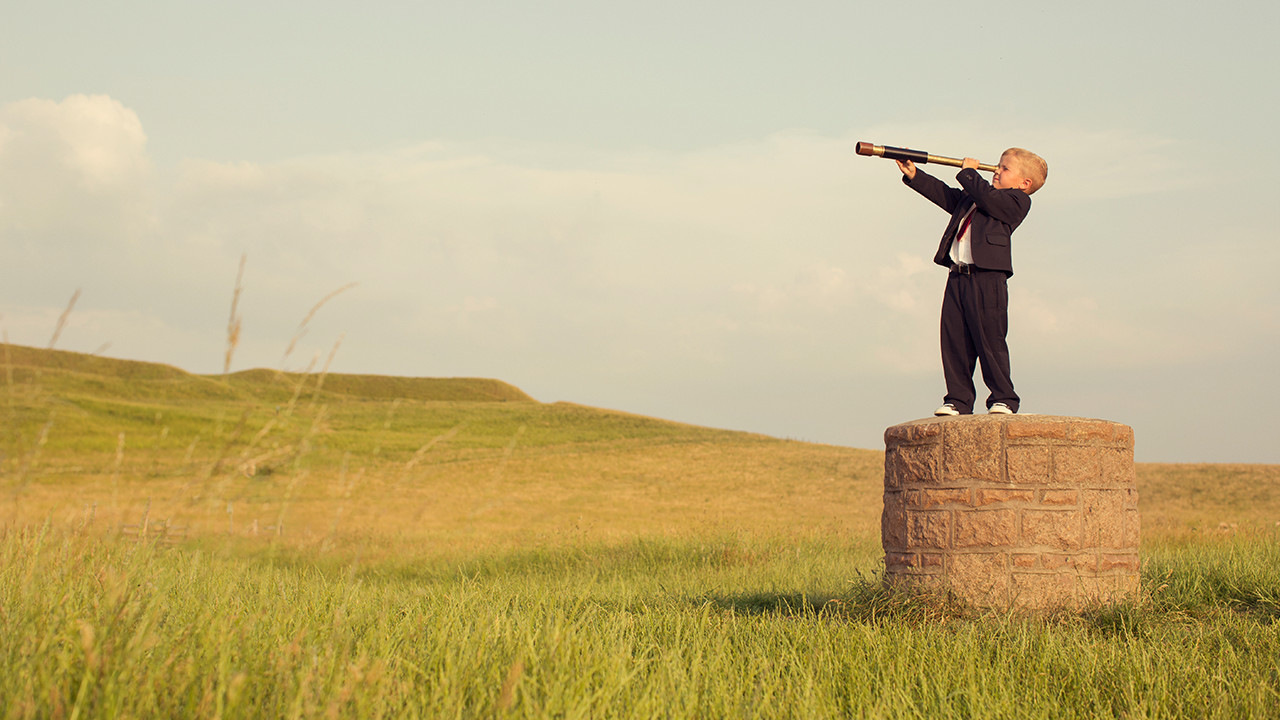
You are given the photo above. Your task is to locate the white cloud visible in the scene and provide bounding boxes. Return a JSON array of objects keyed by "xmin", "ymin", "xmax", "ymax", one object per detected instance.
[{"xmin": 0, "ymin": 95, "xmax": 156, "ymax": 245}]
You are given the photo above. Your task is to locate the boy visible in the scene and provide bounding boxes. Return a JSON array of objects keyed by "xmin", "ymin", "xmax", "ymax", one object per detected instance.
[{"xmin": 895, "ymin": 148, "xmax": 1048, "ymax": 416}]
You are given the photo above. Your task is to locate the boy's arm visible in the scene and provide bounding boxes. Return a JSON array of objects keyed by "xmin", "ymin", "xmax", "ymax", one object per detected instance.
[
  {"xmin": 956, "ymin": 168, "xmax": 1031, "ymax": 227},
  {"xmin": 900, "ymin": 163, "xmax": 966, "ymax": 214}
]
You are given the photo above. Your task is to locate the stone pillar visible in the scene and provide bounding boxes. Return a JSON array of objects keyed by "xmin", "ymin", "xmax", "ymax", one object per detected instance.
[{"xmin": 881, "ymin": 415, "xmax": 1139, "ymax": 610}]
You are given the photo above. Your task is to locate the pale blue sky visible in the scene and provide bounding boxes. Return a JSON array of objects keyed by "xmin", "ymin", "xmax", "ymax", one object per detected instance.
[{"xmin": 3, "ymin": 1, "xmax": 1278, "ymax": 461}]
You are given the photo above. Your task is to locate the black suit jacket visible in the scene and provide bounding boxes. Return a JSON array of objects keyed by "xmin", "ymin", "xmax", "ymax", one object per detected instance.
[{"xmin": 903, "ymin": 167, "xmax": 1031, "ymax": 277}]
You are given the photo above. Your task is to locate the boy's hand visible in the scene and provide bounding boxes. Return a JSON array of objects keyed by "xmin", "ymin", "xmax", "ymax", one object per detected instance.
[
  {"xmin": 895, "ymin": 159, "xmax": 916, "ymax": 180},
  {"xmin": 961, "ymin": 157, "xmax": 979, "ymax": 170}
]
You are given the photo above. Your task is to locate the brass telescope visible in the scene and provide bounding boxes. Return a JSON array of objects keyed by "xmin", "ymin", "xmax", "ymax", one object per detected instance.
[{"xmin": 855, "ymin": 141, "xmax": 997, "ymax": 173}]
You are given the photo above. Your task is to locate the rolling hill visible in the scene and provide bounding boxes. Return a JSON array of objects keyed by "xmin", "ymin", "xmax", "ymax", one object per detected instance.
[
  {"xmin": 2, "ymin": 343, "xmax": 1276, "ymax": 556},
  {"xmin": 1, "ymin": 343, "xmax": 882, "ymax": 554}
]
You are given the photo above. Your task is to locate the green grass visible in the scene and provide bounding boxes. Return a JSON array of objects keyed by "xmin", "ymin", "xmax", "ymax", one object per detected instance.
[
  {"xmin": 3, "ymin": 343, "xmax": 1280, "ymax": 718},
  {"xmin": 4, "ymin": 528, "xmax": 1278, "ymax": 719},
  {"xmin": 2, "ymin": 345, "xmax": 746, "ymax": 459}
]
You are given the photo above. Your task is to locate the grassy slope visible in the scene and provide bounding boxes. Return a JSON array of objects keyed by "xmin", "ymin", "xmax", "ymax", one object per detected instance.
[
  {"xmin": 4, "ymin": 343, "xmax": 1277, "ymax": 554},
  {"xmin": 1, "ymin": 344, "xmax": 883, "ymax": 557}
]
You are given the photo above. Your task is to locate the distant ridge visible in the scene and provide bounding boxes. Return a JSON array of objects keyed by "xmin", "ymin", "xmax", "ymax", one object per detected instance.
[
  {"xmin": 3, "ymin": 344, "xmax": 535, "ymax": 403},
  {"xmin": 225, "ymin": 369, "xmax": 535, "ymax": 402},
  {"xmin": 3, "ymin": 343, "xmax": 190, "ymax": 381}
]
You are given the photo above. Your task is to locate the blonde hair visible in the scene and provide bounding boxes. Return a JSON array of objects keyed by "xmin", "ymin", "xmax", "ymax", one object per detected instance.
[{"xmin": 1002, "ymin": 148, "xmax": 1048, "ymax": 194}]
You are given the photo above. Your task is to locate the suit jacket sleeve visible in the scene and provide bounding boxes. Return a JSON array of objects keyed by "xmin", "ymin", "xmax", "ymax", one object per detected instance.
[
  {"xmin": 956, "ymin": 168, "xmax": 1030, "ymax": 228},
  {"xmin": 902, "ymin": 168, "xmax": 965, "ymax": 214}
]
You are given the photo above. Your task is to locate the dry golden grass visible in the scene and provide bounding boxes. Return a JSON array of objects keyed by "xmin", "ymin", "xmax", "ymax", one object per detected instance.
[
  {"xmin": 1138, "ymin": 463, "xmax": 1280, "ymax": 537},
  {"xmin": 11, "ymin": 437, "xmax": 884, "ymax": 562}
]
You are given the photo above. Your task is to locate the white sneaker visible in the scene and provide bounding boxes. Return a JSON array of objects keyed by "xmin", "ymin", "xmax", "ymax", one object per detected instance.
[
  {"xmin": 989, "ymin": 403, "xmax": 1014, "ymax": 414},
  {"xmin": 934, "ymin": 404, "xmax": 960, "ymax": 416}
]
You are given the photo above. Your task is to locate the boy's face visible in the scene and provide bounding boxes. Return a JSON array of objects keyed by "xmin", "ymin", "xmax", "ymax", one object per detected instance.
[{"xmin": 992, "ymin": 153, "xmax": 1032, "ymax": 193}]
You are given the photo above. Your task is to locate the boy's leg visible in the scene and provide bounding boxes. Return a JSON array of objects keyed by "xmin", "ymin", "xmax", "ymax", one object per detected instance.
[
  {"xmin": 939, "ymin": 274, "xmax": 978, "ymax": 414},
  {"xmin": 971, "ymin": 272, "xmax": 1020, "ymax": 412}
]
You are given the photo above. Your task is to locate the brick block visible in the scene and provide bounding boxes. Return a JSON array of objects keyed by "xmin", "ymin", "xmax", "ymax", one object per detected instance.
[
  {"xmin": 921, "ymin": 553, "xmax": 945, "ymax": 569},
  {"xmin": 1011, "ymin": 572, "xmax": 1077, "ymax": 610},
  {"xmin": 1100, "ymin": 447, "xmax": 1136, "ymax": 485},
  {"xmin": 948, "ymin": 553, "xmax": 1010, "ymax": 606},
  {"xmin": 909, "ymin": 488, "xmax": 972, "ymax": 508},
  {"xmin": 1040, "ymin": 489, "xmax": 1079, "ymax": 506},
  {"xmin": 1040, "ymin": 553, "xmax": 1070, "ymax": 570},
  {"xmin": 1053, "ymin": 445, "xmax": 1101, "ymax": 486},
  {"xmin": 1007, "ymin": 445, "xmax": 1051, "ymax": 485},
  {"xmin": 884, "ymin": 422, "xmax": 942, "ymax": 446},
  {"xmin": 885, "ymin": 443, "xmax": 941, "ymax": 488},
  {"xmin": 1067, "ymin": 420, "xmax": 1113, "ymax": 443},
  {"xmin": 942, "ymin": 421, "xmax": 1003, "ymax": 482},
  {"xmin": 955, "ymin": 509, "xmax": 1018, "ymax": 547},
  {"xmin": 1082, "ymin": 490, "xmax": 1125, "ymax": 549},
  {"xmin": 974, "ymin": 488, "xmax": 1035, "ymax": 506},
  {"xmin": 1099, "ymin": 553, "xmax": 1140, "ymax": 572},
  {"xmin": 1022, "ymin": 509, "xmax": 1082, "ymax": 550},
  {"xmin": 881, "ymin": 491, "xmax": 907, "ymax": 548},
  {"xmin": 1005, "ymin": 420, "xmax": 1067, "ymax": 440},
  {"xmin": 906, "ymin": 510, "xmax": 951, "ymax": 549},
  {"xmin": 1012, "ymin": 553, "xmax": 1038, "ymax": 568},
  {"xmin": 885, "ymin": 552, "xmax": 917, "ymax": 569},
  {"xmin": 1069, "ymin": 554, "xmax": 1099, "ymax": 572}
]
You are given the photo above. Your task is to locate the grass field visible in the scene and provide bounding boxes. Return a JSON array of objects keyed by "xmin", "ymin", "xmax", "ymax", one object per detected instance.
[{"xmin": 3, "ymin": 345, "xmax": 1278, "ymax": 718}]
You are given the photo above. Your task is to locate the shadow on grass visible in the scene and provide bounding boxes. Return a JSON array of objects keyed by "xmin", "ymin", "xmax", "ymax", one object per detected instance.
[
  {"xmin": 698, "ymin": 574, "xmax": 977, "ymax": 625},
  {"xmin": 698, "ymin": 576, "xmax": 1275, "ymax": 637}
]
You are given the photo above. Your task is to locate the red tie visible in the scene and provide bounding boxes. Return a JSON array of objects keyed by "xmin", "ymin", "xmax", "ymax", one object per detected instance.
[{"xmin": 957, "ymin": 206, "xmax": 975, "ymax": 241}]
